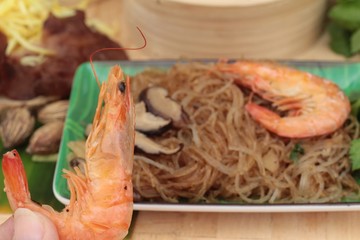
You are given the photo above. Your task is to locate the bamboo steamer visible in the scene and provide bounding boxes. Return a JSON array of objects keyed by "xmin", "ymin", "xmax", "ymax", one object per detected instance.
[{"xmin": 119, "ymin": 0, "xmax": 328, "ymax": 59}]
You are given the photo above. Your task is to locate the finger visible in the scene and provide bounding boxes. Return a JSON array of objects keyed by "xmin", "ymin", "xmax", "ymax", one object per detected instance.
[
  {"xmin": 35, "ymin": 212, "xmax": 59, "ymax": 240},
  {"xmin": 13, "ymin": 208, "xmax": 43, "ymax": 240},
  {"xmin": 0, "ymin": 215, "xmax": 14, "ymax": 240},
  {"xmin": 13, "ymin": 208, "xmax": 59, "ymax": 240}
]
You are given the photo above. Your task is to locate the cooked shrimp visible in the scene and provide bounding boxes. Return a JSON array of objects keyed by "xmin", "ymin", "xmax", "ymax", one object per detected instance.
[
  {"xmin": 217, "ymin": 60, "xmax": 350, "ymax": 138},
  {"xmin": 2, "ymin": 65, "xmax": 135, "ymax": 240}
]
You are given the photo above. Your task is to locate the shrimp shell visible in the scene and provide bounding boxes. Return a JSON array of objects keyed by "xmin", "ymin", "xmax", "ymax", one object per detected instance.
[{"xmin": 217, "ymin": 60, "xmax": 350, "ymax": 138}]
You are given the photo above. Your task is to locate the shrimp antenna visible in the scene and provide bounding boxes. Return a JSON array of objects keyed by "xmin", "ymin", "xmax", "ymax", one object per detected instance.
[{"xmin": 89, "ymin": 26, "xmax": 147, "ymax": 87}]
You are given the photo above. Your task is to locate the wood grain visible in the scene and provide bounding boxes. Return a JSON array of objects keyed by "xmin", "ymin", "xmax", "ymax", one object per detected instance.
[
  {"xmin": 1, "ymin": 211, "xmax": 360, "ymax": 239},
  {"xmin": 1, "ymin": 1, "xmax": 360, "ymax": 240},
  {"xmin": 129, "ymin": 211, "xmax": 360, "ymax": 240},
  {"xmin": 132, "ymin": 212, "xmax": 360, "ymax": 240}
]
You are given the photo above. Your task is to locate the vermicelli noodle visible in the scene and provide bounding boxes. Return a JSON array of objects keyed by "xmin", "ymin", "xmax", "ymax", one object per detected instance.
[{"xmin": 130, "ymin": 62, "xmax": 360, "ymax": 204}]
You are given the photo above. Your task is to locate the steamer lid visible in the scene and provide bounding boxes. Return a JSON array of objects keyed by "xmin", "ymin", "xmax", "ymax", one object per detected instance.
[{"xmin": 165, "ymin": 0, "xmax": 283, "ymax": 7}]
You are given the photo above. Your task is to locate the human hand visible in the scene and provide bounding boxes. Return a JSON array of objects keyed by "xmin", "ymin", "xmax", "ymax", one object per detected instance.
[{"xmin": 0, "ymin": 208, "xmax": 59, "ymax": 240}]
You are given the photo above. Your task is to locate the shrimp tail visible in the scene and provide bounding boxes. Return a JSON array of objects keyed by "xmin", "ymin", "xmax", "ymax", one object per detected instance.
[
  {"xmin": 245, "ymin": 103, "xmax": 281, "ymax": 131},
  {"xmin": 2, "ymin": 150, "xmax": 31, "ymax": 210},
  {"xmin": 2, "ymin": 150, "xmax": 65, "ymax": 239}
]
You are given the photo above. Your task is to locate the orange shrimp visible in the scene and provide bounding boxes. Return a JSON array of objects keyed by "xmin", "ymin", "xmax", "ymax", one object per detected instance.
[
  {"xmin": 2, "ymin": 65, "xmax": 135, "ymax": 239},
  {"xmin": 217, "ymin": 60, "xmax": 350, "ymax": 138}
]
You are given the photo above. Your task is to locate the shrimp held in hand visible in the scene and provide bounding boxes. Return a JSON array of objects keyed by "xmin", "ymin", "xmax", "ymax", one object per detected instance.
[
  {"xmin": 2, "ymin": 65, "xmax": 135, "ymax": 240},
  {"xmin": 217, "ymin": 60, "xmax": 350, "ymax": 138}
]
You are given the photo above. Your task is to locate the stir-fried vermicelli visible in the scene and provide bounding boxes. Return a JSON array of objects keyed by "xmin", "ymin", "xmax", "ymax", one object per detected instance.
[{"xmin": 130, "ymin": 62, "xmax": 360, "ymax": 204}]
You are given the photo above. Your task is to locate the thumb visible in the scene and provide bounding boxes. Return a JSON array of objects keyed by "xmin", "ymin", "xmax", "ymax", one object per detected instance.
[{"xmin": 13, "ymin": 208, "xmax": 59, "ymax": 240}]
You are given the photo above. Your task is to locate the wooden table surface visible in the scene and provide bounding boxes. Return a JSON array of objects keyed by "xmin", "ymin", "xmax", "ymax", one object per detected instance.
[{"xmin": 1, "ymin": 0, "xmax": 360, "ymax": 239}]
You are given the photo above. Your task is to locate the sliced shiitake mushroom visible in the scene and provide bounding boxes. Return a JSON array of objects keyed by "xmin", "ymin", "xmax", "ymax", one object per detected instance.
[
  {"xmin": 135, "ymin": 101, "xmax": 171, "ymax": 134},
  {"xmin": 69, "ymin": 157, "xmax": 86, "ymax": 174},
  {"xmin": 135, "ymin": 131, "xmax": 182, "ymax": 155},
  {"xmin": 139, "ymin": 86, "xmax": 189, "ymax": 127},
  {"xmin": 133, "ymin": 189, "xmax": 143, "ymax": 202}
]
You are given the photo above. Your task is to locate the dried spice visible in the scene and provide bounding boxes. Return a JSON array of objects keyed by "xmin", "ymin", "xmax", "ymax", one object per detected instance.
[
  {"xmin": 37, "ymin": 100, "xmax": 69, "ymax": 124},
  {"xmin": 0, "ymin": 95, "xmax": 58, "ymax": 113},
  {"xmin": 0, "ymin": 107, "xmax": 35, "ymax": 148},
  {"xmin": 26, "ymin": 121, "xmax": 64, "ymax": 154}
]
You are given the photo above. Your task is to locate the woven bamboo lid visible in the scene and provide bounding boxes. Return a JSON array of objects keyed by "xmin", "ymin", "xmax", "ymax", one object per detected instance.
[
  {"xmin": 119, "ymin": 0, "xmax": 328, "ymax": 59},
  {"xmin": 166, "ymin": 0, "xmax": 283, "ymax": 7}
]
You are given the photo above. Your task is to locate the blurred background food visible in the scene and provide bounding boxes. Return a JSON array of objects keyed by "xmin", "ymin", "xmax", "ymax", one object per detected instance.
[
  {"xmin": 0, "ymin": 0, "xmax": 129, "ymax": 161},
  {"xmin": 327, "ymin": 0, "xmax": 360, "ymax": 57},
  {"xmin": 0, "ymin": 0, "xmax": 128, "ymax": 101}
]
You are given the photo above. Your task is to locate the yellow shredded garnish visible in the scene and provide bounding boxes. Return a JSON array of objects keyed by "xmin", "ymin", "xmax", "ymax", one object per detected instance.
[
  {"xmin": 0, "ymin": 0, "xmax": 92, "ymax": 56},
  {"xmin": 20, "ymin": 55, "xmax": 45, "ymax": 67}
]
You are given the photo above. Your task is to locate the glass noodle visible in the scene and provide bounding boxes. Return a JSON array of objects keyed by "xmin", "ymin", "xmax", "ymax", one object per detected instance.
[{"xmin": 130, "ymin": 62, "xmax": 360, "ymax": 204}]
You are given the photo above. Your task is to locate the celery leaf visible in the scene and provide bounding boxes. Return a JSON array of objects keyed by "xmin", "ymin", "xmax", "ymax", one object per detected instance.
[{"xmin": 350, "ymin": 138, "xmax": 360, "ymax": 171}]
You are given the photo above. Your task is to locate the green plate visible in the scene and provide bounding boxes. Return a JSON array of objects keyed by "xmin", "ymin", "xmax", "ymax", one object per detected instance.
[{"xmin": 53, "ymin": 60, "xmax": 360, "ymax": 210}]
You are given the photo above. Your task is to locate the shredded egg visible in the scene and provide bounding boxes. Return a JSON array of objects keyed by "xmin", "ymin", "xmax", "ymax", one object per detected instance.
[{"xmin": 0, "ymin": 0, "xmax": 91, "ymax": 56}]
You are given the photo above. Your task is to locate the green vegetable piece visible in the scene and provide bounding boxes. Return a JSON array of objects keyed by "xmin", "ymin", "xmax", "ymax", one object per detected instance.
[
  {"xmin": 31, "ymin": 153, "xmax": 58, "ymax": 162},
  {"xmin": 350, "ymin": 138, "xmax": 360, "ymax": 171},
  {"xmin": 328, "ymin": 2, "xmax": 360, "ymax": 31},
  {"xmin": 290, "ymin": 143, "xmax": 304, "ymax": 162},
  {"xmin": 351, "ymin": 98, "xmax": 360, "ymax": 119},
  {"xmin": 327, "ymin": 22, "xmax": 353, "ymax": 57},
  {"xmin": 337, "ymin": 0, "xmax": 360, "ymax": 4},
  {"xmin": 351, "ymin": 170, "xmax": 360, "ymax": 185},
  {"xmin": 351, "ymin": 28, "xmax": 360, "ymax": 53}
]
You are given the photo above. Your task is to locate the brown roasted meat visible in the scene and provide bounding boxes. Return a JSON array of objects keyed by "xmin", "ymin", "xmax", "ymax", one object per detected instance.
[
  {"xmin": 0, "ymin": 32, "xmax": 7, "ymax": 83},
  {"xmin": 0, "ymin": 11, "xmax": 128, "ymax": 100},
  {"xmin": 0, "ymin": 32, "xmax": 6, "ymax": 65}
]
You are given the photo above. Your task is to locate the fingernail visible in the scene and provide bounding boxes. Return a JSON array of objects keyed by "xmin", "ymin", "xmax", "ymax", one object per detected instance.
[{"xmin": 13, "ymin": 208, "xmax": 44, "ymax": 240}]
